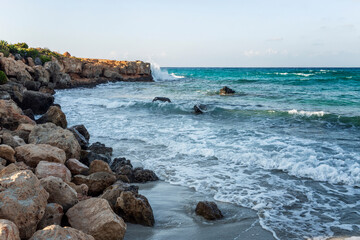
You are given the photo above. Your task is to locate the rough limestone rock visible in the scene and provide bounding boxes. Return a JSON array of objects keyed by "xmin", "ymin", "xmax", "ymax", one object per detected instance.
[
  {"xmin": 36, "ymin": 106, "xmax": 67, "ymax": 128},
  {"xmin": 37, "ymin": 203, "xmax": 64, "ymax": 230},
  {"xmin": 28, "ymin": 122, "xmax": 81, "ymax": 159},
  {"xmin": 35, "ymin": 161, "xmax": 71, "ymax": 182},
  {"xmin": 0, "ymin": 99, "xmax": 35, "ymax": 130},
  {"xmin": 0, "ymin": 57, "xmax": 33, "ymax": 82},
  {"xmin": 0, "ymin": 163, "xmax": 30, "ymax": 178},
  {"xmin": 20, "ymin": 91, "xmax": 54, "ymax": 115},
  {"xmin": 66, "ymin": 158, "xmax": 89, "ymax": 175},
  {"xmin": 0, "ymin": 219, "xmax": 20, "ymax": 240},
  {"xmin": 72, "ymin": 172, "xmax": 116, "ymax": 196},
  {"xmin": 133, "ymin": 167, "xmax": 159, "ymax": 183},
  {"xmin": 110, "ymin": 157, "xmax": 132, "ymax": 173},
  {"xmin": 40, "ymin": 176, "xmax": 78, "ymax": 211},
  {"xmin": 15, "ymin": 144, "xmax": 66, "ymax": 168},
  {"xmin": 100, "ymin": 181, "xmax": 138, "ymax": 210},
  {"xmin": 68, "ymin": 127, "xmax": 88, "ymax": 149},
  {"xmin": 53, "ymin": 72, "xmax": 71, "ymax": 89},
  {"xmin": 0, "ymin": 144, "xmax": 15, "ymax": 163},
  {"xmin": 30, "ymin": 225, "xmax": 95, "ymax": 240},
  {"xmin": 69, "ymin": 125, "xmax": 90, "ymax": 142},
  {"xmin": 219, "ymin": 86, "xmax": 236, "ymax": 95},
  {"xmin": 67, "ymin": 182, "xmax": 89, "ymax": 198},
  {"xmin": 88, "ymin": 142, "xmax": 113, "ymax": 159},
  {"xmin": 24, "ymin": 81, "xmax": 41, "ymax": 91},
  {"xmin": 89, "ymin": 160, "xmax": 113, "ymax": 174},
  {"xmin": 33, "ymin": 66, "xmax": 50, "ymax": 84},
  {"xmin": 81, "ymin": 63, "xmax": 104, "ymax": 78},
  {"xmin": 0, "ymin": 170, "xmax": 49, "ymax": 239},
  {"xmin": 61, "ymin": 57, "xmax": 83, "ymax": 74},
  {"xmin": 195, "ymin": 201, "xmax": 223, "ymax": 220},
  {"xmin": 66, "ymin": 198, "xmax": 126, "ymax": 240},
  {"xmin": 115, "ymin": 191, "xmax": 154, "ymax": 226}
]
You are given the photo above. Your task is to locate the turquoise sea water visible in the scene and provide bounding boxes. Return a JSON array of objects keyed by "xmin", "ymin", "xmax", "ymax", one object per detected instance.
[{"xmin": 56, "ymin": 67, "xmax": 360, "ymax": 239}]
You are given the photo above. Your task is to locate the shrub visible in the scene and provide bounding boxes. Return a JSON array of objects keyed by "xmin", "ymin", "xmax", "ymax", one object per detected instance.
[
  {"xmin": 0, "ymin": 40, "xmax": 10, "ymax": 57},
  {"xmin": 39, "ymin": 55, "xmax": 51, "ymax": 63},
  {"xmin": 0, "ymin": 70, "xmax": 8, "ymax": 85},
  {"xmin": 25, "ymin": 48, "xmax": 40, "ymax": 59},
  {"xmin": 13, "ymin": 42, "xmax": 28, "ymax": 49}
]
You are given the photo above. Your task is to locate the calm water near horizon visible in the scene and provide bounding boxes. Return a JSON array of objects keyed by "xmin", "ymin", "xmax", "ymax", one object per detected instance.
[{"xmin": 55, "ymin": 67, "xmax": 360, "ymax": 239}]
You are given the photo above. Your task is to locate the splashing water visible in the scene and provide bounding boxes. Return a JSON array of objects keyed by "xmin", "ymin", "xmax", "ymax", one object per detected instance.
[{"xmin": 150, "ymin": 62, "xmax": 183, "ymax": 81}]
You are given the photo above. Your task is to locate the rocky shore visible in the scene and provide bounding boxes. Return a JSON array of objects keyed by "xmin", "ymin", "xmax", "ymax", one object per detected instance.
[{"xmin": 0, "ymin": 51, "xmax": 159, "ymax": 239}]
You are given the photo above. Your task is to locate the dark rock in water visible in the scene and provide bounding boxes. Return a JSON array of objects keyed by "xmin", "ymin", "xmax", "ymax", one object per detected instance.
[
  {"xmin": 68, "ymin": 127, "xmax": 89, "ymax": 149},
  {"xmin": 23, "ymin": 109, "xmax": 35, "ymax": 121},
  {"xmin": 133, "ymin": 168, "xmax": 159, "ymax": 183},
  {"xmin": 100, "ymin": 180, "xmax": 139, "ymax": 210},
  {"xmin": 36, "ymin": 106, "xmax": 67, "ymax": 128},
  {"xmin": 88, "ymin": 142, "xmax": 113, "ymax": 159},
  {"xmin": 115, "ymin": 191, "xmax": 155, "ymax": 227},
  {"xmin": 70, "ymin": 125, "xmax": 90, "ymax": 142},
  {"xmin": 219, "ymin": 86, "xmax": 235, "ymax": 95},
  {"xmin": 34, "ymin": 57, "xmax": 42, "ymax": 66},
  {"xmin": 80, "ymin": 150, "xmax": 110, "ymax": 166},
  {"xmin": 20, "ymin": 90, "xmax": 54, "ymax": 114},
  {"xmin": 111, "ymin": 157, "xmax": 133, "ymax": 173},
  {"xmin": 195, "ymin": 201, "xmax": 223, "ymax": 220},
  {"xmin": 194, "ymin": 104, "xmax": 207, "ymax": 114},
  {"xmin": 24, "ymin": 81, "xmax": 41, "ymax": 91},
  {"xmin": 152, "ymin": 97, "xmax": 171, "ymax": 103}
]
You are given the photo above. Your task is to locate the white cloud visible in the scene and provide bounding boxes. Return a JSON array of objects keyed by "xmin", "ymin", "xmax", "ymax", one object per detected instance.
[
  {"xmin": 243, "ymin": 50, "xmax": 261, "ymax": 57},
  {"xmin": 265, "ymin": 48, "xmax": 278, "ymax": 55}
]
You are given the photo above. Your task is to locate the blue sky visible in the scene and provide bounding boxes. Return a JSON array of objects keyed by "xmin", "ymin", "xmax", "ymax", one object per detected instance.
[{"xmin": 0, "ymin": 0, "xmax": 359, "ymax": 67}]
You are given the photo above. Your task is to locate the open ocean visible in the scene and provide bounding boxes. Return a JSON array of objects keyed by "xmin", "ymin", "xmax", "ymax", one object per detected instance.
[{"xmin": 55, "ymin": 67, "xmax": 360, "ymax": 239}]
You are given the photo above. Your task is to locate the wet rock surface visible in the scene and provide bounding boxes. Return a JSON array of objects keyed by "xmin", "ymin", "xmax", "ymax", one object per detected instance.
[{"xmin": 195, "ymin": 201, "xmax": 224, "ymax": 220}]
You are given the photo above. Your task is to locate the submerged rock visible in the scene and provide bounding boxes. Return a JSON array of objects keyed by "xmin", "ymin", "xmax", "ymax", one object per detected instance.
[
  {"xmin": 193, "ymin": 104, "xmax": 207, "ymax": 114},
  {"xmin": 195, "ymin": 201, "xmax": 223, "ymax": 220},
  {"xmin": 219, "ymin": 86, "xmax": 235, "ymax": 95},
  {"xmin": 152, "ymin": 97, "xmax": 171, "ymax": 103}
]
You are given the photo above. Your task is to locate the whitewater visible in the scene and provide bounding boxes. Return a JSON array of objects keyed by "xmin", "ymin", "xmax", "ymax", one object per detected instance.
[{"xmin": 55, "ymin": 67, "xmax": 360, "ymax": 239}]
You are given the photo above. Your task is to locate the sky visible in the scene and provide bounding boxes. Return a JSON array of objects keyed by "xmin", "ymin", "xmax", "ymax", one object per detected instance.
[{"xmin": 0, "ymin": 0, "xmax": 359, "ymax": 67}]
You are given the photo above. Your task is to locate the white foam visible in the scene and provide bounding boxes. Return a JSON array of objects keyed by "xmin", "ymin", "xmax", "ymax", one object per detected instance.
[
  {"xmin": 288, "ymin": 109, "xmax": 326, "ymax": 117},
  {"xmin": 150, "ymin": 62, "xmax": 184, "ymax": 81}
]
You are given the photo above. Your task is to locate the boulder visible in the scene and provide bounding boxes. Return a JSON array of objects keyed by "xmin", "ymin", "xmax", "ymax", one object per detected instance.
[
  {"xmin": 37, "ymin": 203, "xmax": 63, "ymax": 230},
  {"xmin": 63, "ymin": 52, "xmax": 71, "ymax": 57},
  {"xmin": 100, "ymin": 181, "xmax": 138, "ymax": 210},
  {"xmin": 0, "ymin": 219, "xmax": 20, "ymax": 240},
  {"xmin": 40, "ymin": 176, "xmax": 78, "ymax": 211},
  {"xmin": 0, "ymin": 144, "xmax": 15, "ymax": 163},
  {"xmin": 66, "ymin": 158, "xmax": 89, "ymax": 175},
  {"xmin": 0, "ymin": 170, "xmax": 49, "ymax": 239},
  {"xmin": 53, "ymin": 72, "xmax": 71, "ymax": 89},
  {"xmin": 35, "ymin": 161, "xmax": 71, "ymax": 182},
  {"xmin": 33, "ymin": 66, "xmax": 50, "ymax": 84},
  {"xmin": 67, "ymin": 182, "xmax": 89, "ymax": 198},
  {"xmin": 44, "ymin": 60, "xmax": 62, "ymax": 76},
  {"xmin": 80, "ymin": 151, "xmax": 110, "ymax": 166},
  {"xmin": 66, "ymin": 198, "xmax": 126, "ymax": 240},
  {"xmin": 0, "ymin": 57, "xmax": 33, "ymax": 82},
  {"xmin": 27, "ymin": 57, "xmax": 35, "ymax": 67},
  {"xmin": 81, "ymin": 63, "xmax": 104, "ymax": 78},
  {"xmin": 194, "ymin": 104, "xmax": 207, "ymax": 114},
  {"xmin": 34, "ymin": 57, "xmax": 42, "ymax": 66},
  {"xmin": 28, "ymin": 123, "xmax": 81, "ymax": 159},
  {"xmin": 115, "ymin": 191, "xmax": 155, "ymax": 226},
  {"xmin": 195, "ymin": 201, "xmax": 223, "ymax": 220},
  {"xmin": 88, "ymin": 142, "xmax": 112, "ymax": 159},
  {"xmin": 20, "ymin": 91, "xmax": 54, "ymax": 114},
  {"xmin": 152, "ymin": 97, "xmax": 171, "ymax": 103},
  {"xmin": 219, "ymin": 86, "xmax": 235, "ymax": 95},
  {"xmin": 30, "ymin": 225, "xmax": 95, "ymax": 240},
  {"xmin": 69, "ymin": 125, "xmax": 90, "ymax": 142},
  {"xmin": 133, "ymin": 167, "xmax": 159, "ymax": 183},
  {"xmin": 24, "ymin": 80, "xmax": 41, "ymax": 91},
  {"xmin": 36, "ymin": 106, "xmax": 67, "ymax": 128},
  {"xmin": 72, "ymin": 172, "xmax": 116, "ymax": 196},
  {"xmin": 23, "ymin": 109, "xmax": 35, "ymax": 121},
  {"xmin": 0, "ymin": 91, "xmax": 11, "ymax": 100},
  {"xmin": 61, "ymin": 57, "xmax": 83, "ymax": 74},
  {"xmin": 89, "ymin": 160, "xmax": 113, "ymax": 174},
  {"xmin": 0, "ymin": 130, "xmax": 26, "ymax": 148},
  {"xmin": 15, "ymin": 144, "xmax": 66, "ymax": 168},
  {"xmin": 68, "ymin": 127, "xmax": 88, "ymax": 149},
  {"xmin": 0, "ymin": 163, "xmax": 30, "ymax": 178},
  {"xmin": 0, "ymin": 99, "xmax": 35, "ymax": 130},
  {"xmin": 0, "ymin": 158, "xmax": 6, "ymax": 166},
  {"xmin": 110, "ymin": 157, "xmax": 132, "ymax": 173}
]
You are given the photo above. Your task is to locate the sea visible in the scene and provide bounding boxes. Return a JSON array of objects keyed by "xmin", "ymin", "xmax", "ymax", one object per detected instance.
[{"xmin": 55, "ymin": 66, "xmax": 360, "ymax": 240}]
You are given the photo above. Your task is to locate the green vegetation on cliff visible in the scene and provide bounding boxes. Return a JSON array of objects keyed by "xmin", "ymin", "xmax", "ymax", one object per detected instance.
[
  {"xmin": 0, "ymin": 40, "xmax": 60, "ymax": 63},
  {"xmin": 0, "ymin": 70, "xmax": 7, "ymax": 85}
]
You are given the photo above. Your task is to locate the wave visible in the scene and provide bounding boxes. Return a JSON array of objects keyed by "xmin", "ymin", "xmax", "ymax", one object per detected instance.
[
  {"xmin": 150, "ymin": 62, "xmax": 184, "ymax": 81},
  {"xmin": 287, "ymin": 109, "xmax": 325, "ymax": 117}
]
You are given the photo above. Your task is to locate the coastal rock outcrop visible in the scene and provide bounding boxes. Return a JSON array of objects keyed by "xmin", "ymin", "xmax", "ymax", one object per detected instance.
[
  {"xmin": 35, "ymin": 161, "xmax": 72, "ymax": 182},
  {"xmin": 72, "ymin": 172, "xmax": 116, "ymax": 196},
  {"xmin": 0, "ymin": 99, "xmax": 35, "ymax": 130},
  {"xmin": 66, "ymin": 198, "xmax": 127, "ymax": 240},
  {"xmin": 115, "ymin": 191, "xmax": 155, "ymax": 226},
  {"xmin": 40, "ymin": 176, "xmax": 78, "ymax": 211},
  {"xmin": 0, "ymin": 219, "xmax": 20, "ymax": 240},
  {"xmin": 37, "ymin": 203, "xmax": 64, "ymax": 230},
  {"xmin": 36, "ymin": 106, "xmax": 67, "ymax": 128},
  {"xmin": 30, "ymin": 225, "xmax": 95, "ymax": 240},
  {"xmin": 28, "ymin": 122, "xmax": 81, "ymax": 159},
  {"xmin": 0, "ymin": 57, "xmax": 33, "ymax": 82},
  {"xmin": 0, "ymin": 170, "xmax": 49, "ymax": 239},
  {"xmin": 195, "ymin": 201, "xmax": 223, "ymax": 220},
  {"xmin": 15, "ymin": 144, "xmax": 66, "ymax": 168}
]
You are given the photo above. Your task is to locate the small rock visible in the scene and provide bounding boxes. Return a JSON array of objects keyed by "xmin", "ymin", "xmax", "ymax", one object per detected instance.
[
  {"xmin": 36, "ymin": 106, "xmax": 67, "ymax": 128},
  {"xmin": 37, "ymin": 203, "xmax": 64, "ymax": 230},
  {"xmin": 152, "ymin": 97, "xmax": 171, "ymax": 103},
  {"xmin": 72, "ymin": 172, "xmax": 116, "ymax": 196},
  {"xmin": 219, "ymin": 86, "xmax": 235, "ymax": 95},
  {"xmin": 35, "ymin": 161, "xmax": 71, "ymax": 182},
  {"xmin": 66, "ymin": 158, "xmax": 89, "ymax": 175},
  {"xmin": 100, "ymin": 181, "xmax": 139, "ymax": 210},
  {"xmin": 0, "ymin": 144, "xmax": 15, "ymax": 163},
  {"xmin": 89, "ymin": 160, "xmax": 113, "ymax": 174},
  {"xmin": 195, "ymin": 201, "xmax": 223, "ymax": 220},
  {"xmin": 194, "ymin": 104, "xmax": 207, "ymax": 114},
  {"xmin": 0, "ymin": 219, "xmax": 20, "ymax": 240},
  {"xmin": 30, "ymin": 225, "xmax": 95, "ymax": 240},
  {"xmin": 40, "ymin": 176, "xmax": 78, "ymax": 211},
  {"xmin": 115, "ymin": 191, "xmax": 155, "ymax": 226},
  {"xmin": 66, "ymin": 198, "xmax": 127, "ymax": 240}
]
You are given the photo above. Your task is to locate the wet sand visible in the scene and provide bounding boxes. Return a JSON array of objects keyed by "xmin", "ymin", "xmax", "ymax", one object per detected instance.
[{"xmin": 124, "ymin": 181, "xmax": 275, "ymax": 240}]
